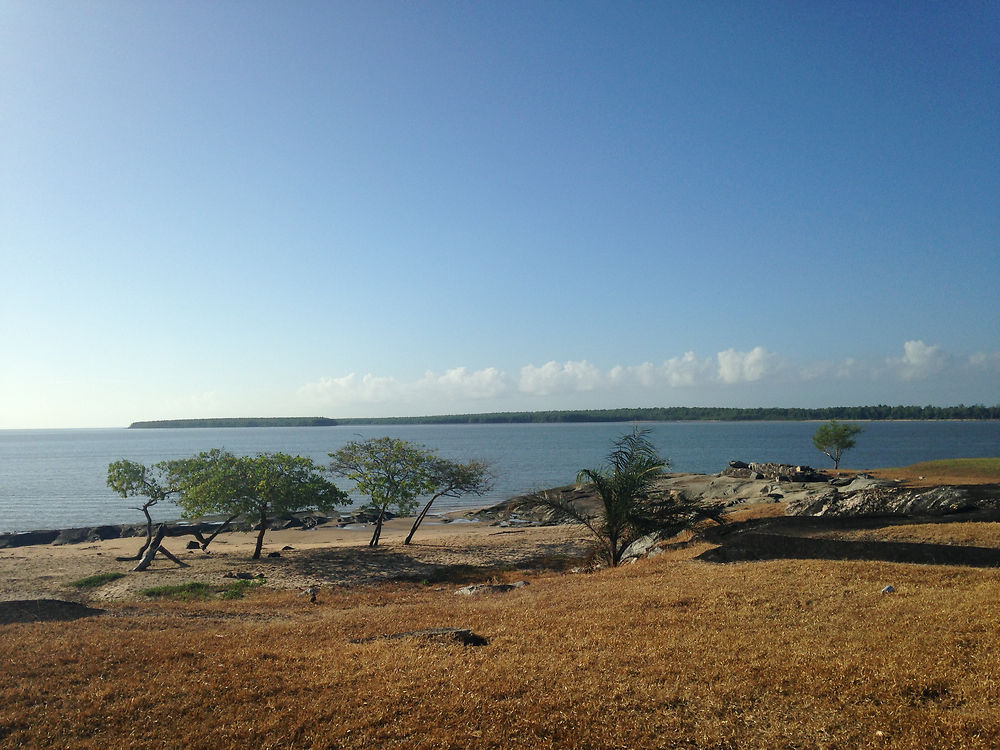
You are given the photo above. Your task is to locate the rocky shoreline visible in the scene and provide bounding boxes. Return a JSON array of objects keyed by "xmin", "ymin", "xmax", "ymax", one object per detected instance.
[
  {"xmin": 475, "ymin": 462, "xmax": 1000, "ymax": 527},
  {"xmin": 5, "ymin": 462, "xmax": 998, "ymax": 551},
  {"xmin": 0, "ymin": 507, "xmax": 441, "ymax": 550}
]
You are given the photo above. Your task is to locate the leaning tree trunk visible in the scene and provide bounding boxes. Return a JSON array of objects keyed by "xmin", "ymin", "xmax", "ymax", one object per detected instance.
[
  {"xmin": 252, "ymin": 511, "xmax": 269, "ymax": 560},
  {"xmin": 404, "ymin": 493, "xmax": 443, "ymax": 545},
  {"xmin": 133, "ymin": 524, "xmax": 189, "ymax": 571},
  {"xmin": 369, "ymin": 506, "xmax": 387, "ymax": 547},
  {"xmin": 190, "ymin": 514, "xmax": 238, "ymax": 550},
  {"xmin": 117, "ymin": 504, "xmax": 155, "ymax": 561}
]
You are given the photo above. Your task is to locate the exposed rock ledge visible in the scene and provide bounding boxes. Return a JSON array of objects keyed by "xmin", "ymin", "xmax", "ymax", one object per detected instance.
[
  {"xmin": 687, "ymin": 467, "xmax": 998, "ymax": 518},
  {"xmin": 481, "ymin": 463, "xmax": 1000, "ymax": 524}
]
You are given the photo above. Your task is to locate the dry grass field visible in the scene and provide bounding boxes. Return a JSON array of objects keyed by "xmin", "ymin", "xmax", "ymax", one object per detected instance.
[
  {"xmin": 3, "ymin": 460, "xmax": 1000, "ymax": 749},
  {"xmin": 866, "ymin": 457, "xmax": 1000, "ymax": 487},
  {"xmin": 5, "ymin": 547, "xmax": 1000, "ymax": 747}
]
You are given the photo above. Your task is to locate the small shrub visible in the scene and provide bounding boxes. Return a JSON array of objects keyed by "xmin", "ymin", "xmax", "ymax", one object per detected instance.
[{"xmin": 70, "ymin": 572, "xmax": 127, "ymax": 589}]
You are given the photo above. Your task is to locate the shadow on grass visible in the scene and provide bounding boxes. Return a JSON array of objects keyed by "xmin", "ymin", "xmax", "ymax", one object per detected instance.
[
  {"xmin": 281, "ymin": 538, "xmax": 590, "ymax": 587},
  {"xmin": 698, "ymin": 514, "xmax": 1000, "ymax": 568},
  {"xmin": 0, "ymin": 599, "xmax": 106, "ymax": 624}
]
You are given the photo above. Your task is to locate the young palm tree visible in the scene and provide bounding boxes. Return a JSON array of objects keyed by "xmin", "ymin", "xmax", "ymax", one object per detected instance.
[{"xmin": 522, "ymin": 427, "xmax": 722, "ymax": 566}]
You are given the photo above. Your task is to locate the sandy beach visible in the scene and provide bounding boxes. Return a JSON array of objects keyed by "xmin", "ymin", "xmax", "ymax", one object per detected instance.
[{"xmin": 0, "ymin": 514, "xmax": 591, "ymax": 602}]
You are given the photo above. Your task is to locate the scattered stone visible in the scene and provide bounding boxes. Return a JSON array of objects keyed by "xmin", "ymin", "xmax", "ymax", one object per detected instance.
[
  {"xmin": 723, "ymin": 462, "xmax": 826, "ymax": 483},
  {"xmin": 267, "ymin": 551, "xmax": 281, "ymax": 558},
  {"xmin": 281, "ymin": 545, "xmax": 294, "ymax": 551},
  {"xmin": 454, "ymin": 581, "xmax": 530, "ymax": 596}
]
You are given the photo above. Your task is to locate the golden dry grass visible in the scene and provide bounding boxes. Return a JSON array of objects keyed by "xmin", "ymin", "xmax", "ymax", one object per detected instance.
[
  {"xmin": 866, "ymin": 458, "xmax": 1000, "ymax": 487},
  {"xmin": 4, "ymin": 547, "xmax": 1000, "ymax": 748},
  {"xmin": 811, "ymin": 520, "xmax": 1000, "ymax": 548}
]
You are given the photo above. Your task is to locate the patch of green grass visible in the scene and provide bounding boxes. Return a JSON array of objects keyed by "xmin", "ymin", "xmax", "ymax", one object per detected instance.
[
  {"xmin": 141, "ymin": 582, "xmax": 214, "ymax": 600},
  {"xmin": 140, "ymin": 579, "xmax": 267, "ymax": 601},
  {"xmin": 69, "ymin": 572, "xmax": 127, "ymax": 589}
]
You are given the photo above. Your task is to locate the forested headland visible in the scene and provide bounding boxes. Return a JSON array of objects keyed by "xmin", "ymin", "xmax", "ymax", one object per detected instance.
[
  {"xmin": 128, "ymin": 417, "xmax": 339, "ymax": 429},
  {"xmin": 128, "ymin": 404, "xmax": 999, "ymax": 429}
]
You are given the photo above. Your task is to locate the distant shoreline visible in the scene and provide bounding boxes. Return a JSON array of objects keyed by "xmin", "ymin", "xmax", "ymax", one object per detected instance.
[{"xmin": 129, "ymin": 405, "xmax": 1000, "ymax": 429}]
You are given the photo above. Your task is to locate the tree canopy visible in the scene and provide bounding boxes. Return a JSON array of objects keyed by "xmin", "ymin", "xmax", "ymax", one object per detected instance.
[
  {"xmin": 106, "ymin": 458, "xmax": 177, "ymax": 560},
  {"xmin": 168, "ymin": 449, "xmax": 348, "ymax": 559},
  {"xmin": 329, "ymin": 437, "xmax": 440, "ymax": 546},
  {"xmin": 812, "ymin": 420, "xmax": 863, "ymax": 469},
  {"xmin": 404, "ymin": 456, "xmax": 493, "ymax": 545}
]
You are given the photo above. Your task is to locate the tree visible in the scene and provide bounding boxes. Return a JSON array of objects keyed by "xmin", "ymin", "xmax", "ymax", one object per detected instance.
[
  {"xmin": 518, "ymin": 427, "xmax": 723, "ymax": 566},
  {"xmin": 403, "ymin": 457, "xmax": 493, "ymax": 545},
  {"xmin": 168, "ymin": 450, "xmax": 348, "ymax": 559},
  {"xmin": 812, "ymin": 420, "xmax": 863, "ymax": 469},
  {"xmin": 329, "ymin": 437, "xmax": 439, "ymax": 546},
  {"xmin": 106, "ymin": 459, "xmax": 177, "ymax": 560}
]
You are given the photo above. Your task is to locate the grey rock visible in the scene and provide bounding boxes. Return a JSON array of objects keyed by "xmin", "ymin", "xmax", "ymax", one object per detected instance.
[
  {"xmin": 785, "ymin": 484, "xmax": 987, "ymax": 518},
  {"xmin": 454, "ymin": 581, "xmax": 529, "ymax": 596},
  {"xmin": 52, "ymin": 528, "xmax": 91, "ymax": 546},
  {"xmin": 620, "ymin": 533, "xmax": 662, "ymax": 562}
]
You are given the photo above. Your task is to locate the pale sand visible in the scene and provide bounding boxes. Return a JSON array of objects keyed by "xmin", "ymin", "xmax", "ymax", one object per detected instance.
[{"xmin": 0, "ymin": 516, "xmax": 591, "ymax": 602}]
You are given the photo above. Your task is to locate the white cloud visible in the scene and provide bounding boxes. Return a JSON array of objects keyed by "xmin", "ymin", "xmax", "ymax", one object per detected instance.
[
  {"xmin": 889, "ymin": 340, "xmax": 947, "ymax": 380},
  {"xmin": 415, "ymin": 367, "xmax": 508, "ymax": 399},
  {"xmin": 296, "ymin": 340, "xmax": 997, "ymax": 416},
  {"xmin": 299, "ymin": 367, "xmax": 509, "ymax": 408},
  {"xmin": 665, "ymin": 351, "xmax": 715, "ymax": 386},
  {"xmin": 716, "ymin": 346, "xmax": 778, "ymax": 384},
  {"xmin": 519, "ymin": 360, "xmax": 603, "ymax": 395},
  {"xmin": 298, "ymin": 373, "xmax": 401, "ymax": 404}
]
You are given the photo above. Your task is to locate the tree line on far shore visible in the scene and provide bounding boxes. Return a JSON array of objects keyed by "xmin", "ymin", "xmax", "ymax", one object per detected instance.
[{"xmin": 128, "ymin": 403, "xmax": 1000, "ymax": 430}]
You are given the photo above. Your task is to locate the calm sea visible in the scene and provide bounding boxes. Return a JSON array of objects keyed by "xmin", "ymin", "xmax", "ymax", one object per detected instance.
[{"xmin": 1, "ymin": 421, "xmax": 998, "ymax": 533}]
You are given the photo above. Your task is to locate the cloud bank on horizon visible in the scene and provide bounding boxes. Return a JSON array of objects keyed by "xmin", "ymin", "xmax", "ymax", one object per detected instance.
[{"xmin": 298, "ymin": 340, "xmax": 1000, "ymax": 417}]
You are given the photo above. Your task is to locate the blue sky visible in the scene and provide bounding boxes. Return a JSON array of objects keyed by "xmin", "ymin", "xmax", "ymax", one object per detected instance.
[{"xmin": 2, "ymin": 2, "xmax": 998, "ymax": 428}]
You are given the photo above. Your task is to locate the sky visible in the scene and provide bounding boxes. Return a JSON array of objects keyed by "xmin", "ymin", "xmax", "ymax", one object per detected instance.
[{"xmin": 1, "ymin": 2, "xmax": 998, "ymax": 428}]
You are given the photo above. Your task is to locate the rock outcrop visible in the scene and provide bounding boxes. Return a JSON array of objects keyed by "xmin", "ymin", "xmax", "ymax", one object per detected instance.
[
  {"xmin": 784, "ymin": 482, "xmax": 985, "ymax": 517},
  {"xmin": 483, "ymin": 467, "xmax": 1000, "ymax": 528},
  {"xmin": 723, "ymin": 461, "xmax": 827, "ymax": 483}
]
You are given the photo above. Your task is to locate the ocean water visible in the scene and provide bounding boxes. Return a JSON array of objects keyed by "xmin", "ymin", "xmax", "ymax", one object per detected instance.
[{"xmin": 1, "ymin": 421, "xmax": 997, "ymax": 533}]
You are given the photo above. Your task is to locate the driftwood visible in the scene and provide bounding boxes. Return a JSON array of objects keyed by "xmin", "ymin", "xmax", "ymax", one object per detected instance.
[{"xmin": 132, "ymin": 525, "xmax": 189, "ymax": 572}]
